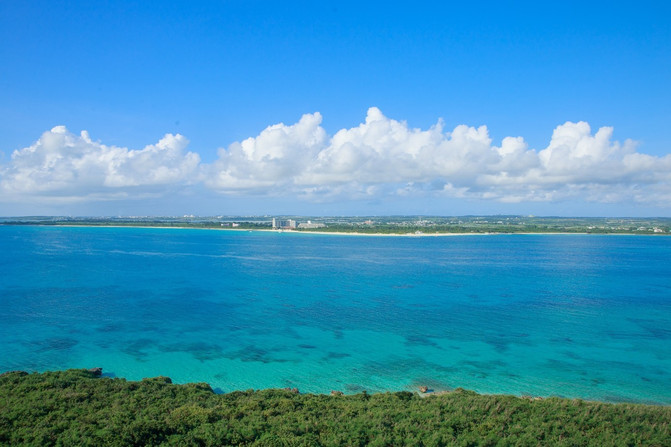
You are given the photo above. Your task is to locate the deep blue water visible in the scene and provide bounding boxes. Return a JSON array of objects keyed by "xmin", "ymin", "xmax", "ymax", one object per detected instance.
[{"xmin": 1, "ymin": 226, "xmax": 670, "ymax": 404}]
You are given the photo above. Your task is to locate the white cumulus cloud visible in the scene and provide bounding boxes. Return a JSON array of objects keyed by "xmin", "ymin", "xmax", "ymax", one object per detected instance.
[
  {"xmin": 205, "ymin": 107, "xmax": 671, "ymax": 207},
  {"xmin": 0, "ymin": 126, "xmax": 200, "ymax": 202},
  {"xmin": 203, "ymin": 112, "xmax": 327, "ymax": 193},
  {"xmin": 2, "ymin": 108, "xmax": 670, "ymax": 209}
]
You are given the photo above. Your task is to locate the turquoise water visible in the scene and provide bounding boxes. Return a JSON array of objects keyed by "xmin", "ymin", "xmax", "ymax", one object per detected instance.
[{"xmin": 1, "ymin": 226, "xmax": 670, "ymax": 404}]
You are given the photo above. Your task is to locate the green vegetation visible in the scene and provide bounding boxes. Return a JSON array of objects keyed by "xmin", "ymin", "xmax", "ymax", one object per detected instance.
[
  {"xmin": 299, "ymin": 216, "xmax": 671, "ymax": 235},
  {"xmin": 1, "ymin": 370, "xmax": 669, "ymax": 446},
  {"xmin": 0, "ymin": 216, "xmax": 273, "ymax": 231}
]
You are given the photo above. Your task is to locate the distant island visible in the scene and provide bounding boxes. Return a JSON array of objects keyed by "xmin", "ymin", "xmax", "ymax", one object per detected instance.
[{"xmin": 2, "ymin": 215, "xmax": 670, "ymax": 235}]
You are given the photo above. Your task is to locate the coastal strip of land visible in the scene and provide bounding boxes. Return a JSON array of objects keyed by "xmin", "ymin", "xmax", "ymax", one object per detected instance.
[
  {"xmin": 1, "ymin": 369, "xmax": 669, "ymax": 445},
  {"xmin": 2, "ymin": 215, "xmax": 671, "ymax": 235}
]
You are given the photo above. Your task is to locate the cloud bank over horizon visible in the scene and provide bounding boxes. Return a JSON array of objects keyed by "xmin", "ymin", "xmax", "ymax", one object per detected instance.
[{"xmin": 2, "ymin": 108, "xmax": 670, "ymax": 213}]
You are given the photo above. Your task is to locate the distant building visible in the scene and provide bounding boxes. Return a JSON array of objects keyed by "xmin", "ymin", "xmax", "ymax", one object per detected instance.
[
  {"xmin": 298, "ymin": 220, "xmax": 325, "ymax": 229},
  {"xmin": 273, "ymin": 218, "xmax": 297, "ymax": 229}
]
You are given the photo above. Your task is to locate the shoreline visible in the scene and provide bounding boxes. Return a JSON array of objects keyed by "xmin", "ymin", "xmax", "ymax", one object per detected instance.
[
  {"xmin": 1, "ymin": 368, "xmax": 666, "ymax": 407},
  {"xmin": 5, "ymin": 223, "xmax": 666, "ymax": 237}
]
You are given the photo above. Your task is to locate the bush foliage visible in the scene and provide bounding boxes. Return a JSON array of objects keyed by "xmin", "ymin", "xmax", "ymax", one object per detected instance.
[{"xmin": 1, "ymin": 369, "xmax": 669, "ymax": 446}]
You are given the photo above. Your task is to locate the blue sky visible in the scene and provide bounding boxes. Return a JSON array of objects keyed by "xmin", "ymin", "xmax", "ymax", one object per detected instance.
[{"xmin": 1, "ymin": 1, "xmax": 670, "ymax": 216}]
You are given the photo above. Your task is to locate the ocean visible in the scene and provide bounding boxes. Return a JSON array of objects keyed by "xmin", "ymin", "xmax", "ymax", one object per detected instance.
[{"xmin": 1, "ymin": 226, "xmax": 669, "ymax": 404}]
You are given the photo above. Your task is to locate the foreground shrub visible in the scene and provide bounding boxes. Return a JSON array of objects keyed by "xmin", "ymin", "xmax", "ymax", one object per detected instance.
[{"xmin": 1, "ymin": 369, "xmax": 669, "ymax": 445}]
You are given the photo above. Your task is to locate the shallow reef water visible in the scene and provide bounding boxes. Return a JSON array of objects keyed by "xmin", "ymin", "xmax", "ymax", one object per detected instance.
[{"xmin": 1, "ymin": 226, "xmax": 670, "ymax": 404}]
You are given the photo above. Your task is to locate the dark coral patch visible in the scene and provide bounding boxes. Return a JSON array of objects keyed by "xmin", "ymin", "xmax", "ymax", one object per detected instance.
[{"xmin": 29, "ymin": 337, "xmax": 78, "ymax": 353}]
